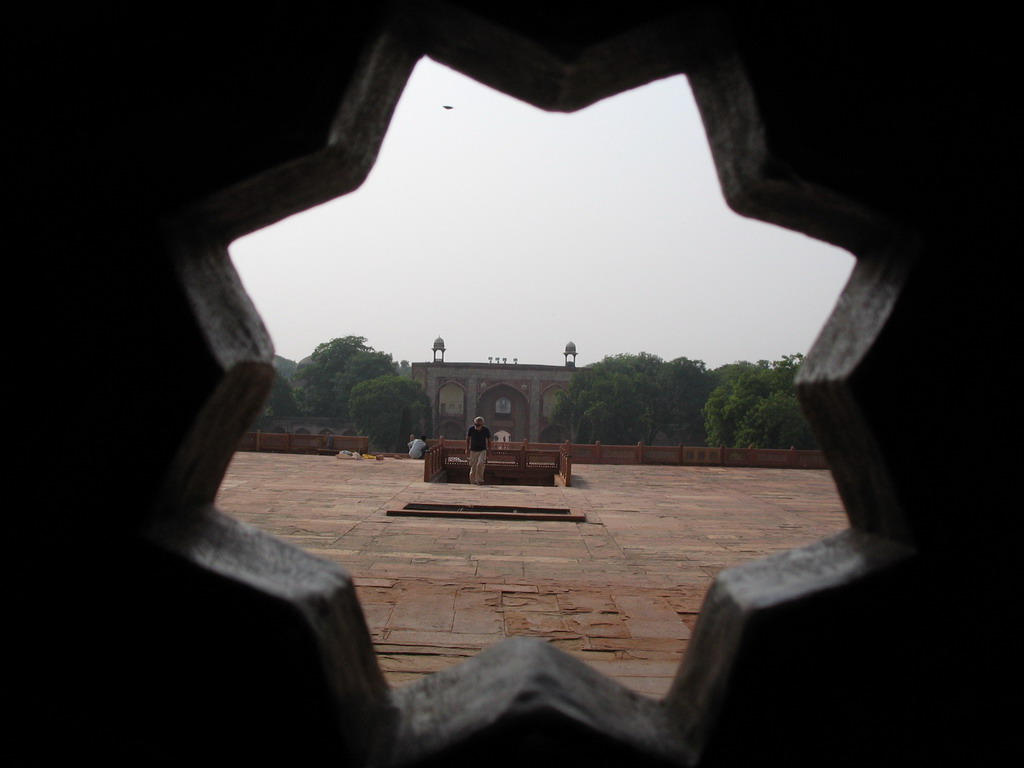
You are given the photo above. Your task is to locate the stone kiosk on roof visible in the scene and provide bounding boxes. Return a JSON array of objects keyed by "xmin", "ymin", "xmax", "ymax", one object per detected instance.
[{"xmin": 412, "ymin": 339, "xmax": 578, "ymax": 443}]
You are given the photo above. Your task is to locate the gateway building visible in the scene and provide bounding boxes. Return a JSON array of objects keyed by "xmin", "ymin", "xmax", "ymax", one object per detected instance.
[{"xmin": 412, "ymin": 338, "xmax": 579, "ymax": 443}]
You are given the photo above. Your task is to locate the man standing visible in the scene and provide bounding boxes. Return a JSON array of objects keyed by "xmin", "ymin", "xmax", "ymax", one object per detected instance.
[{"xmin": 466, "ymin": 416, "xmax": 491, "ymax": 485}]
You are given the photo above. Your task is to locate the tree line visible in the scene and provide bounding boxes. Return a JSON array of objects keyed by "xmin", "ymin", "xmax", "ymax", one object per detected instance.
[
  {"xmin": 256, "ymin": 335, "xmax": 429, "ymax": 453},
  {"xmin": 551, "ymin": 352, "xmax": 817, "ymax": 450},
  {"xmin": 257, "ymin": 336, "xmax": 818, "ymax": 452}
]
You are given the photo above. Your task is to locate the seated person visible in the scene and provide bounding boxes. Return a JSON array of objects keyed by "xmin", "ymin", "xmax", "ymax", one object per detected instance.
[{"xmin": 408, "ymin": 435, "xmax": 428, "ymax": 459}]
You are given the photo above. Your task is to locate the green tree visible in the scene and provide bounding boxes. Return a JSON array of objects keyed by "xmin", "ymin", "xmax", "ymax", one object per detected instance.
[
  {"xmin": 657, "ymin": 357, "xmax": 716, "ymax": 445},
  {"xmin": 292, "ymin": 336, "xmax": 394, "ymax": 418},
  {"xmin": 708, "ymin": 359, "xmax": 762, "ymax": 390},
  {"xmin": 349, "ymin": 375, "xmax": 431, "ymax": 452},
  {"xmin": 703, "ymin": 361, "xmax": 770, "ymax": 447},
  {"xmin": 273, "ymin": 355, "xmax": 298, "ymax": 380},
  {"xmin": 250, "ymin": 357, "xmax": 301, "ymax": 429},
  {"xmin": 264, "ymin": 373, "xmax": 300, "ymax": 418},
  {"xmin": 703, "ymin": 355, "xmax": 816, "ymax": 449},
  {"xmin": 553, "ymin": 352, "xmax": 714, "ymax": 445},
  {"xmin": 734, "ymin": 390, "xmax": 816, "ymax": 449}
]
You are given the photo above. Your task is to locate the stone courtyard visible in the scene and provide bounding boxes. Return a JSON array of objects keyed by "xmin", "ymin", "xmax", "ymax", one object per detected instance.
[{"xmin": 216, "ymin": 452, "xmax": 847, "ymax": 698}]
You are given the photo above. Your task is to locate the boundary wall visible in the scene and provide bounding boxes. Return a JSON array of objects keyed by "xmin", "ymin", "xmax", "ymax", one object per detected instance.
[{"xmin": 239, "ymin": 433, "xmax": 827, "ymax": 469}]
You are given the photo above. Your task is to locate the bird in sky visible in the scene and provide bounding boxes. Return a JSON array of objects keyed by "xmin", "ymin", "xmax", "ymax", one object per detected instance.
[{"xmin": 442, "ymin": 105, "xmax": 454, "ymax": 109}]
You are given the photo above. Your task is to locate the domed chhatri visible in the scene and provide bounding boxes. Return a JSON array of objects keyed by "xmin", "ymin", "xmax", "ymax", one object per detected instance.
[
  {"xmin": 564, "ymin": 341, "xmax": 578, "ymax": 367},
  {"xmin": 432, "ymin": 336, "xmax": 446, "ymax": 362}
]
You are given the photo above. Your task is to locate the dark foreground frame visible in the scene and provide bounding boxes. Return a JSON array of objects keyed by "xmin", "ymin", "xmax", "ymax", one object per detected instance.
[{"xmin": 17, "ymin": 3, "xmax": 1013, "ymax": 765}]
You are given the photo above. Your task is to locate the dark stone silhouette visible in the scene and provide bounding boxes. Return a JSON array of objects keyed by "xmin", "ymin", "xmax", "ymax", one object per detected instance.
[{"xmin": 14, "ymin": 3, "xmax": 1012, "ymax": 765}]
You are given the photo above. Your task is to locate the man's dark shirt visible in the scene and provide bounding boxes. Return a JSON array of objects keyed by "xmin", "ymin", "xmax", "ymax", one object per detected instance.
[{"xmin": 467, "ymin": 425, "xmax": 491, "ymax": 451}]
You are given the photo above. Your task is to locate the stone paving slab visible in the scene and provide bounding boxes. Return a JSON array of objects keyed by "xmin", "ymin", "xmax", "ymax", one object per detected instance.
[{"xmin": 215, "ymin": 452, "xmax": 847, "ymax": 698}]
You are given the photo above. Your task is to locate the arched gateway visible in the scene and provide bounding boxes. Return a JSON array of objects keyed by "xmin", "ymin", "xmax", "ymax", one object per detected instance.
[{"xmin": 412, "ymin": 339, "xmax": 574, "ymax": 442}]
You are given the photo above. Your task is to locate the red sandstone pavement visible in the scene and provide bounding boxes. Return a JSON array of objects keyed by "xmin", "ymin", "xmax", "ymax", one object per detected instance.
[{"xmin": 215, "ymin": 452, "xmax": 848, "ymax": 698}]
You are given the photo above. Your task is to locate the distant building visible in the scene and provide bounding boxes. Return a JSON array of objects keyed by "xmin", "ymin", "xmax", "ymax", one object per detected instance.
[{"xmin": 412, "ymin": 338, "xmax": 579, "ymax": 443}]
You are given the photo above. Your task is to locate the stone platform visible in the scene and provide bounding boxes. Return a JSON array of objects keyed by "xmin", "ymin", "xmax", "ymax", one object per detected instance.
[{"xmin": 216, "ymin": 452, "xmax": 848, "ymax": 697}]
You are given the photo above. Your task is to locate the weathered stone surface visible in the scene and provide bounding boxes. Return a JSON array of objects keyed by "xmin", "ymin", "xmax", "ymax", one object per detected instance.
[{"xmin": 218, "ymin": 455, "xmax": 846, "ymax": 696}]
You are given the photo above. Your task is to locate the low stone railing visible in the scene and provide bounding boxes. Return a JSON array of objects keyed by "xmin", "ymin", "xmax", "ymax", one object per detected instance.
[
  {"xmin": 431, "ymin": 439, "xmax": 827, "ymax": 470},
  {"xmin": 423, "ymin": 442, "xmax": 572, "ymax": 486},
  {"xmin": 238, "ymin": 432, "xmax": 369, "ymax": 455},
  {"xmin": 240, "ymin": 433, "xmax": 827, "ymax": 472}
]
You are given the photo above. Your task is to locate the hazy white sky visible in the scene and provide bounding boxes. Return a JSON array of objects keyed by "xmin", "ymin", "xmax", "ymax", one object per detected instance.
[{"xmin": 230, "ymin": 57, "xmax": 854, "ymax": 370}]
